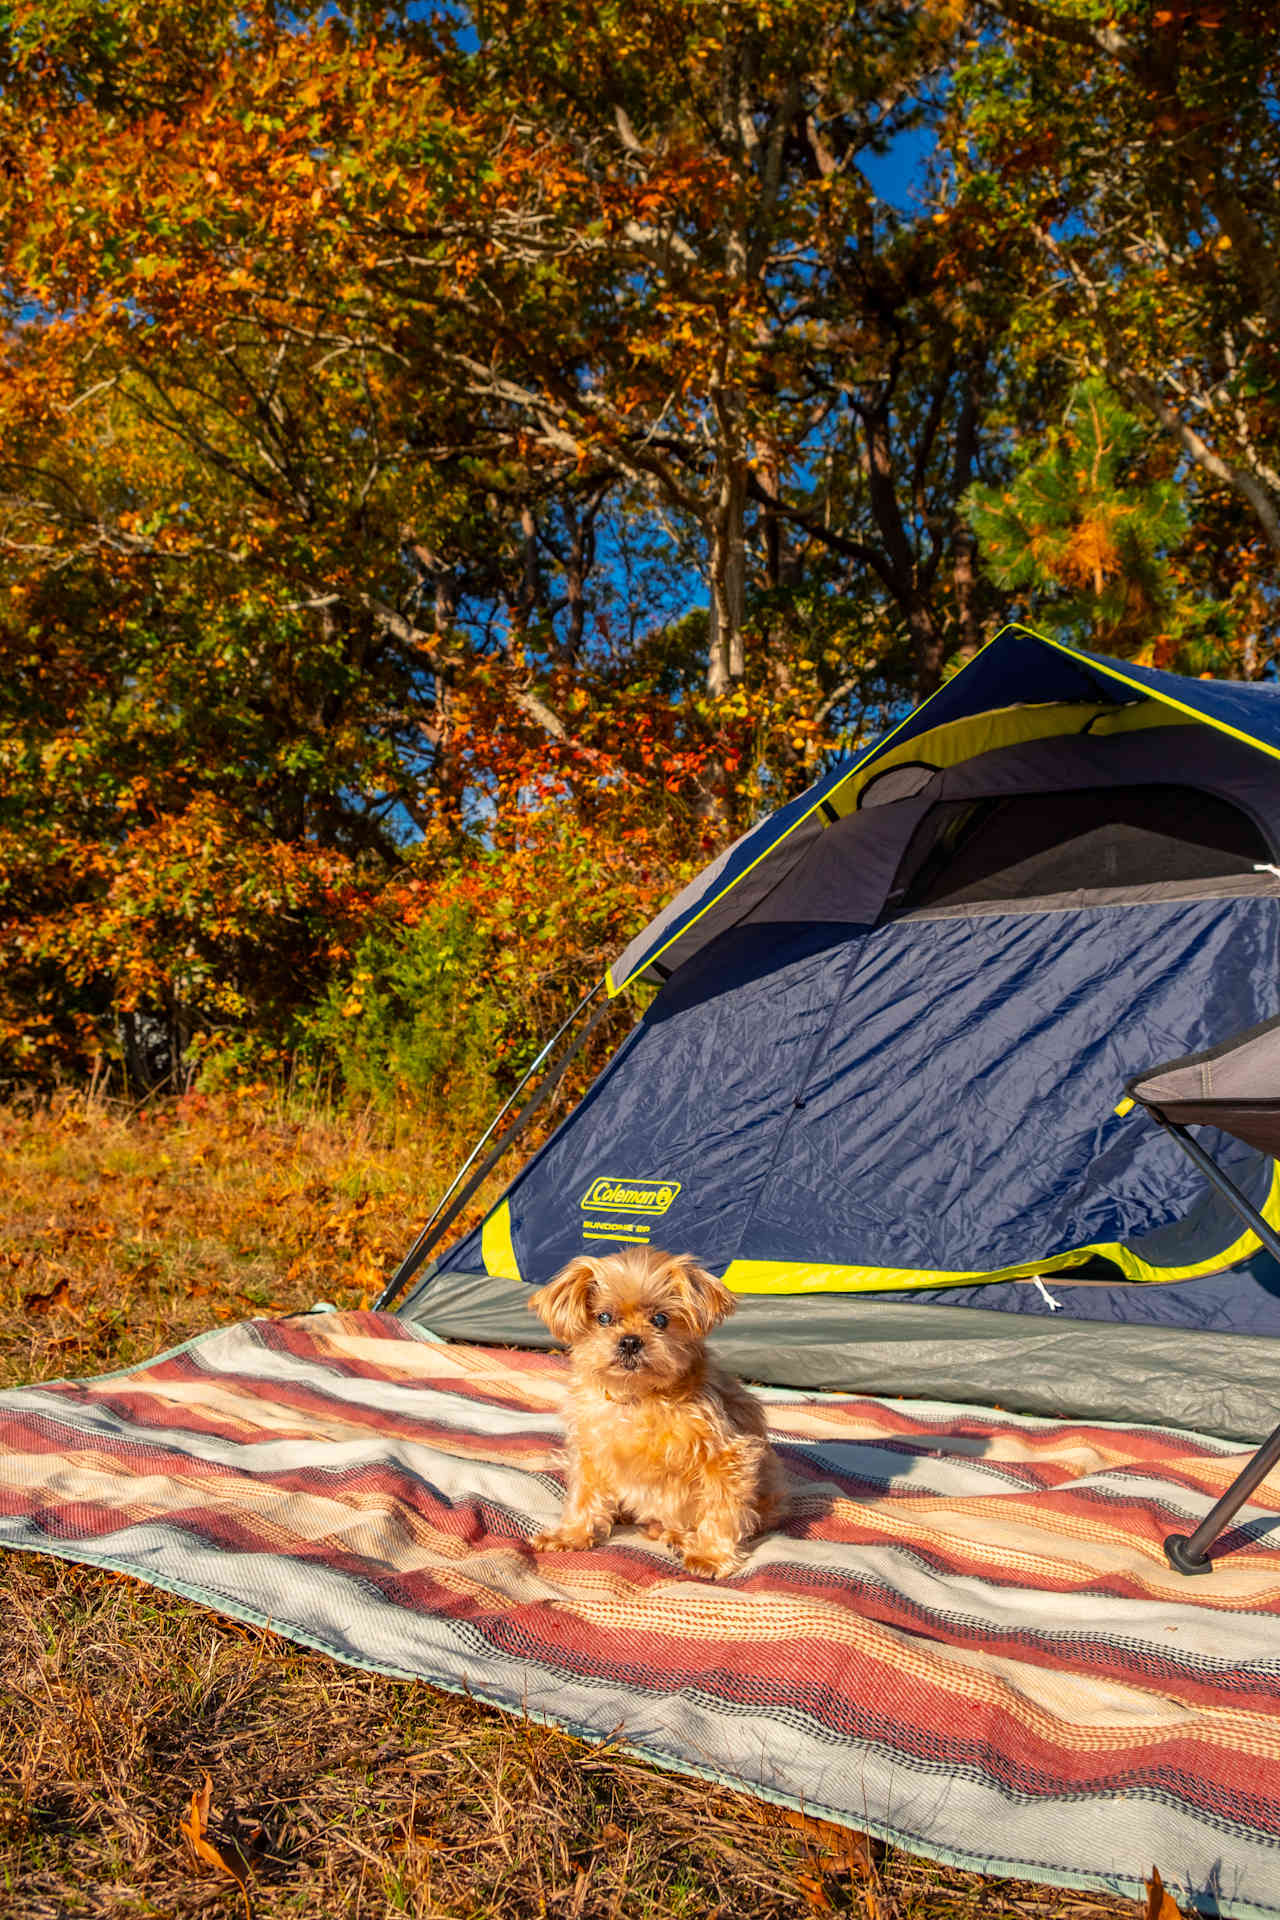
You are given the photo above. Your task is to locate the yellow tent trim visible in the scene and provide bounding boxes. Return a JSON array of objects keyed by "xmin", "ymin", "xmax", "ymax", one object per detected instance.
[
  {"xmin": 481, "ymin": 1201, "xmax": 523, "ymax": 1282},
  {"xmin": 827, "ymin": 695, "xmax": 1180, "ymax": 817},
  {"xmin": 721, "ymin": 1161, "xmax": 1280, "ymax": 1295},
  {"xmin": 1041, "ymin": 635, "xmax": 1280, "ymax": 769}
]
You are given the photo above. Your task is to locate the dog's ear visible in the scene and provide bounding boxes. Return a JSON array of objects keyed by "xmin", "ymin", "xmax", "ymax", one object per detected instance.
[
  {"xmin": 527, "ymin": 1257, "xmax": 601, "ymax": 1344},
  {"xmin": 664, "ymin": 1255, "xmax": 736, "ymax": 1334}
]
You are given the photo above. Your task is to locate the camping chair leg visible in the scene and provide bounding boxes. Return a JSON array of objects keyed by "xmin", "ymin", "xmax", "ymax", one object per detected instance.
[
  {"xmin": 1148, "ymin": 1110, "xmax": 1280, "ymax": 1574},
  {"xmin": 1165, "ymin": 1418, "xmax": 1280, "ymax": 1574}
]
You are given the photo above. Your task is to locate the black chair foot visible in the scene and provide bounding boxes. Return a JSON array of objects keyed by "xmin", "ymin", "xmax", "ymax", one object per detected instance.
[{"xmin": 1164, "ymin": 1533, "xmax": 1214, "ymax": 1576}]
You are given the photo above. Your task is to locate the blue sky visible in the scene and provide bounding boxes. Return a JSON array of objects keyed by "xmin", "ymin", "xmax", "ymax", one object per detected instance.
[{"xmin": 860, "ymin": 124, "xmax": 936, "ymax": 210}]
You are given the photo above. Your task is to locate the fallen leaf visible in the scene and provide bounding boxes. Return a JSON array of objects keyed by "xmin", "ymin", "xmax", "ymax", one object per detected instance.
[
  {"xmin": 23, "ymin": 1276, "xmax": 69, "ymax": 1313},
  {"xmin": 179, "ymin": 1772, "xmax": 252, "ymax": 1919},
  {"xmin": 779, "ymin": 1807, "xmax": 872, "ymax": 1876},
  {"xmin": 1146, "ymin": 1868, "xmax": 1183, "ymax": 1920},
  {"xmin": 794, "ymin": 1871, "xmax": 835, "ymax": 1912}
]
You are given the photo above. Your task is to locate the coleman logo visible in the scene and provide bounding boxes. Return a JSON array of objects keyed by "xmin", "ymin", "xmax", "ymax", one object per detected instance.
[{"xmin": 581, "ymin": 1177, "xmax": 681, "ymax": 1216}]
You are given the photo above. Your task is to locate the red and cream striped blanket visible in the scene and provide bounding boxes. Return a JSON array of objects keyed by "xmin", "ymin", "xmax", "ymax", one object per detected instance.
[{"xmin": 2, "ymin": 1309, "xmax": 1279, "ymax": 1915}]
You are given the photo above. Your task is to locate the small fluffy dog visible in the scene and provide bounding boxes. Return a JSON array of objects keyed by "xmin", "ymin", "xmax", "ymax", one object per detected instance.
[{"xmin": 528, "ymin": 1247, "xmax": 787, "ymax": 1579}]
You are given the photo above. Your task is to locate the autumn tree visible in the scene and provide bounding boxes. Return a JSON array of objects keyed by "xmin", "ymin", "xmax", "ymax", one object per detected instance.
[
  {"xmin": 958, "ymin": 0, "xmax": 1280, "ymax": 669},
  {"xmin": 4, "ymin": 0, "xmax": 1273, "ymax": 1094},
  {"xmin": 0, "ymin": 3, "xmax": 741, "ymax": 1080},
  {"xmin": 377, "ymin": 0, "xmax": 1004, "ymax": 698},
  {"xmin": 964, "ymin": 376, "xmax": 1238, "ymax": 665}
]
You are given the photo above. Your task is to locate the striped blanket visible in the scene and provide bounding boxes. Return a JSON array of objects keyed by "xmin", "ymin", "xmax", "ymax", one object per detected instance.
[{"xmin": 2, "ymin": 1311, "xmax": 1280, "ymax": 1916}]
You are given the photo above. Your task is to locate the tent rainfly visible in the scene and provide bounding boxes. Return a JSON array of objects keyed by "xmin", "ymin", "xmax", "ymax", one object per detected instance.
[{"xmin": 392, "ymin": 626, "xmax": 1280, "ymax": 1442}]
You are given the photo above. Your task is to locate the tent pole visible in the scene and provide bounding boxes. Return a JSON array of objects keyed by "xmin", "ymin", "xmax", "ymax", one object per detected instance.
[
  {"xmin": 1146, "ymin": 1109, "xmax": 1280, "ymax": 1574},
  {"xmin": 374, "ymin": 981, "xmax": 607, "ymax": 1314},
  {"xmin": 374, "ymin": 992, "xmax": 618, "ymax": 1313}
]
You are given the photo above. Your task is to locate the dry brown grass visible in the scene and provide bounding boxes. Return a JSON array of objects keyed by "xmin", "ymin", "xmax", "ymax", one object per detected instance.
[
  {"xmin": 0, "ymin": 1093, "xmax": 1145, "ymax": 1920},
  {"xmin": 0, "ymin": 1086, "xmax": 458, "ymax": 1388}
]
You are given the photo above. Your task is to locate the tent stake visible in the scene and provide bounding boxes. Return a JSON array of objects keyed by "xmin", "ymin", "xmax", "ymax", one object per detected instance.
[
  {"xmin": 375, "ymin": 982, "xmax": 608, "ymax": 1313},
  {"xmin": 1146, "ymin": 1110, "xmax": 1280, "ymax": 1574}
]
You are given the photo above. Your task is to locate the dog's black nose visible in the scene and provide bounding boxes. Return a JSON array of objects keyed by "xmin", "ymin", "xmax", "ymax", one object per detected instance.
[{"xmin": 616, "ymin": 1333, "xmax": 644, "ymax": 1357}]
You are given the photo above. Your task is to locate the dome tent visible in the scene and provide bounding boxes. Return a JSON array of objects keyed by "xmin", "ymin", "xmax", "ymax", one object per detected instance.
[{"xmin": 394, "ymin": 626, "xmax": 1280, "ymax": 1441}]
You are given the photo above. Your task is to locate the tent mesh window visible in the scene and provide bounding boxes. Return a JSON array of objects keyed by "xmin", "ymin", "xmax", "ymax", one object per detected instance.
[{"xmin": 894, "ymin": 784, "xmax": 1270, "ymax": 914}]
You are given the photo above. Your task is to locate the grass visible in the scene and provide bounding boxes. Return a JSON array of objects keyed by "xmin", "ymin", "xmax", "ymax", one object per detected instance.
[{"xmin": 0, "ymin": 1090, "xmax": 1148, "ymax": 1920}]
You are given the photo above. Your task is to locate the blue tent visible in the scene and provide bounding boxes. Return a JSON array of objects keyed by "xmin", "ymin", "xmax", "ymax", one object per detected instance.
[{"xmin": 399, "ymin": 627, "xmax": 1280, "ymax": 1438}]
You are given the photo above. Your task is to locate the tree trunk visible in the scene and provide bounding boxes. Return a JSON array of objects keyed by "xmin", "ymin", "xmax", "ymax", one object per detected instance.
[
  {"xmin": 951, "ymin": 357, "xmax": 984, "ymax": 665},
  {"xmin": 952, "ymin": 530, "xmax": 980, "ymax": 665},
  {"xmin": 859, "ymin": 401, "xmax": 947, "ymax": 695},
  {"xmin": 759, "ymin": 445, "xmax": 786, "ymax": 592},
  {"xmin": 707, "ymin": 457, "xmax": 747, "ymax": 696},
  {"xmin": 907, "ymin": 594, "xmax": 945, "ymax": 697},
  {"xmin": 513, "ymin": 500, "xmax": 540, "ymax": 639}
]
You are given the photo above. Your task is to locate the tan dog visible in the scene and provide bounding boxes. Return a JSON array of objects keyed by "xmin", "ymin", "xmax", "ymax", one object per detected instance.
[{"xmin": 527, "ymin": 1247, "xmax": 788, "ymax": 1579}]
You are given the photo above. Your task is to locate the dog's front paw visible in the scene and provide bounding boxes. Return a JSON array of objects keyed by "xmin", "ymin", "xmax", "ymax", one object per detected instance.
[
  {"xmin": 642, "ymin": 1520, "xmax": 687, "ymax": 1548},
  {"xmin": 532, "ymin": 1525, "xmax": 605, "ymax": 1552},
  {"xmin": 531, "ymin": 1528, "xmax": 576, "ymax": 1551},
  {"xmin": 679, "ymin": 1544, "xmax": 744, "ymax": 1580}
]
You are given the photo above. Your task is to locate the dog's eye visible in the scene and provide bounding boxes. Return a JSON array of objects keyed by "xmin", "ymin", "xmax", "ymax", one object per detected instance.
[
  {"xmin": 650, "ymin": 1311, "xmax": 669, "ymax": 1329},
  {"xmin": 596, "ymin": 1310, "xmax": 613, "ymax": 1326}
]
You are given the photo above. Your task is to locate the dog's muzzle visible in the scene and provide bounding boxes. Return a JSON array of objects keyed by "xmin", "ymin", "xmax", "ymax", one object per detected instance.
[{"xmin": 615, "ymin": 1334, "xmax": 645, "ymax": 1369}]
